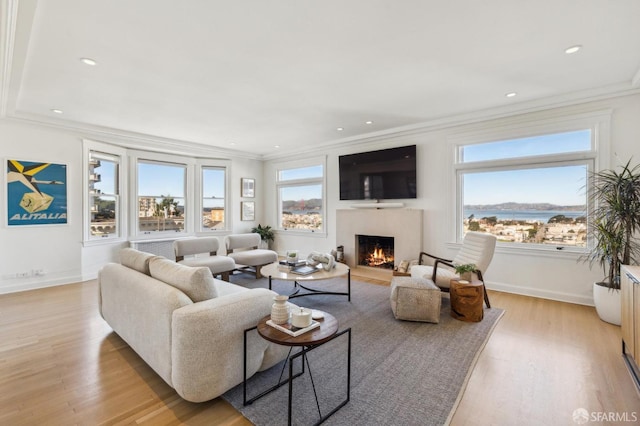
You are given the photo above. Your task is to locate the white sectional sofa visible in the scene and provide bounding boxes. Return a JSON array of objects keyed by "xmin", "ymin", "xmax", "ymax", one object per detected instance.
[{"xmin": 98, "ymin": 248, "xmax": 288, "ymax": 402}]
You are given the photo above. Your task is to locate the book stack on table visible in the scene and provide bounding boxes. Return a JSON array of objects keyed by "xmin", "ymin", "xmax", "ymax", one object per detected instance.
[
  {"xmin": 278, "ymin": 259, "xmax": 306, "ymax": 271},
  {"xmin": 266, "ymin": 319, "xmax": 320, "ymax": 337}
]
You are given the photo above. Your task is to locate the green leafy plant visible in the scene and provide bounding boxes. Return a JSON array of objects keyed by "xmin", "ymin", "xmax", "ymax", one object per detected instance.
[
  {"xmin": 454, "ymin": 263, "xmax": 477, "ymax": 275},
  {"xmin": 251, "ymin": 224, "xmax": 274, "ymax": 243},
  {"xmin": 582, "ymin": 159, "xmax": 640, "ymax": 290}
]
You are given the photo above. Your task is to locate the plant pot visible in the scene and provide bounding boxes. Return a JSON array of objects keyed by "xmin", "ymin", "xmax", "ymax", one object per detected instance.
[{"xmin": 593, "ymin": 282, "xmax": 621, "ymax": 326}]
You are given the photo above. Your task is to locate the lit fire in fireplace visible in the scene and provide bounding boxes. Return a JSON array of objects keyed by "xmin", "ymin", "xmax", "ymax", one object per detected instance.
[{"xmin": 365, "ymin": 246, "xmax": 394, "ymax": 268}]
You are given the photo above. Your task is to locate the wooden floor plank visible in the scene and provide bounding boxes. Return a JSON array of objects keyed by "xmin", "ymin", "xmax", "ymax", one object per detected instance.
[{"xmin": 0, "ymin": 277, "xmax": 639, "ymax": 425}]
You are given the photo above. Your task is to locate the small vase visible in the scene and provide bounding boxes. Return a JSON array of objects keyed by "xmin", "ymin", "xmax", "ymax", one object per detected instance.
[{"xmin": 271, "ymin": 295, "xmax": 290, "ymax": 324}]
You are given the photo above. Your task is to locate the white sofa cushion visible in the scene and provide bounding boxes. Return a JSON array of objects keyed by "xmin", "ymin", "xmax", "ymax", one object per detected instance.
[
  {"xmin": 149, "ymin": 257, "xmax": 218, "ymax": 302},
  {"xmin": 120, "ymin": 247, "xmax": 157, "ymax": 275}
]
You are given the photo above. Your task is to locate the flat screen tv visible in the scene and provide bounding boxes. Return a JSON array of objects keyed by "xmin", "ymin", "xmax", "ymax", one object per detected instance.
[{"xmin": 339, "ymin": 145, "xmax": 417, "ymax": 200}]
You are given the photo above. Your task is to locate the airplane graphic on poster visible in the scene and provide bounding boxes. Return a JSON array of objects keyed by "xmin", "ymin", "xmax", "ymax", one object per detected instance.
[{"xmin": 6, "ymin": 159, "xmax": 67, "ymax": 225}]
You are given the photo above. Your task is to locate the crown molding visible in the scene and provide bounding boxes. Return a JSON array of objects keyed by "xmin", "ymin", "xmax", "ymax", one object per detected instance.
[
  {"xmin": 262, "ymin": 84, "xmax": 640, "ymax": 162},
  {"xmin": 4, "ymin": 113, "xmax": 263, "ymax": 160}
]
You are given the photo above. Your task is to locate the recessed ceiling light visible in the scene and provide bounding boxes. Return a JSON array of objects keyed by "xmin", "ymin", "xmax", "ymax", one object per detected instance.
[
  {"xmin": 51, "ymin": 109, "xmax": 63, "ymax": 114},
  {"xmin": 564, "ymin": 45, "xmax": 582, "ymax": 54},
  {"xmin": 80, "ymin": 57, "xmax": 97, "ymax": 66},
  {"xmin": 365, "ymin": 121, "xmax": 373, "ymax": 125},
  {"xmin": 229, "ymin": 142, "xmax": 235, "ymax": 146},
  {"xmin": 274, "ymin": 145, "xmax": 280, "ymax": 148},
  {"xmin": 337, "ymin": 127, "xmax": 344, "ymax": 131},
  {"xmin": 505, "ymin": 92, "xmax": 517, "ymax": 98}
]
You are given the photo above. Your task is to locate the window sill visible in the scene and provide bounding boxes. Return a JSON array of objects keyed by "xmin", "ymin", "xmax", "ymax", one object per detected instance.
[
  {"xmin": 445, "ymin": 241, "xmax": 587, "ymax": 260},
  {"xmin": 276, "ymin": 229, "xmax": 327, "ymax": 238}
]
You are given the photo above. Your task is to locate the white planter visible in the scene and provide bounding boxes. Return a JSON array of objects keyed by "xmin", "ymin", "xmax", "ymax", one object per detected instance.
[{"xmin": 593, "ymin": 282, "xmax": 621, "ymax": 325}]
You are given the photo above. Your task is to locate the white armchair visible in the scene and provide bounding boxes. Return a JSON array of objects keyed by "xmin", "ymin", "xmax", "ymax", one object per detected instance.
[
  {"xmin": 225, "ymin": 233, "xmax": 278, "ymax": 279},
  {"xmin": 410, "ymin": 231, "xmax": 496, "ymax": 307},
  {"xmin": 173, "ymin": 237, "xmax": 236, "ymax": 281}
]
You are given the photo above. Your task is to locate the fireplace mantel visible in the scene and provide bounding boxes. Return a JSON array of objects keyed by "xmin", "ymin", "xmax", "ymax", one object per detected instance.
[{"xmin": 336, "ymin": 209, "xmax": 423, "ymax": 275}]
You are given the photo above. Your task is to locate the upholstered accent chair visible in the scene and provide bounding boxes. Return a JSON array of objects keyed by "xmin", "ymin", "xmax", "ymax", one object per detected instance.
[
  {"xmin": 225, "ymin": 233, "xmax": 278, "ymax": 279},
  {"xmin": 410, "ymin": 231, "xmax": 496, "ymax": 307},
  {"xmin": 173, "ymin": 237, "xmax": 236, "ymax": 281}
]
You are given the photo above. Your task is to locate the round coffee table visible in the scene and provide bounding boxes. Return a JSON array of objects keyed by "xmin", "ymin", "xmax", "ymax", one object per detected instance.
[{"xmin": 261, "ymin": 262, "xmax": 351, "ymax": 300}]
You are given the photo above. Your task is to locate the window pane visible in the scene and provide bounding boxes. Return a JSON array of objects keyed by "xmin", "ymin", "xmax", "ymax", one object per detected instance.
[
  {"xmin": 202, "ymin": 167, "xmax": 225, "ymax": 230},
  {"xmin": 137, "ymin": 161, "xmax": 186, "ymax": 233},
  {"xmin": 278, "ymin": 165, "xmax": 323, "ymax": 181},
  {"xmin": 90, "ymin": 195, "xmax": 117, "ymax": 237},
  {"xmin": 462, "ymin": 165, "xmax": 587, "ymax": 246},
  {"xmin": 280, "ymin": 184, "xmax": 323, "ymax": 231},
  {"xmin": 89, "ymin": 152, "xmax": 119, "ymax": 239},
  {"xmin": 138, "ymin": 162, "xmax": 185, "ymax": 197},
  {"xmin": 461, "ymin": 130, "xmax": 591, "ymax": 163},
  {"xmin": 138, "ymin": 196, "xmax": 185, "ymax": 232}
]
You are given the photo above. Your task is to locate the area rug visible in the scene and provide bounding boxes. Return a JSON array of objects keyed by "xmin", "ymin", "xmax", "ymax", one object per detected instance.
[{"xmin": 223, "ymin": 273, "xmax": 504, "ymax": 426}]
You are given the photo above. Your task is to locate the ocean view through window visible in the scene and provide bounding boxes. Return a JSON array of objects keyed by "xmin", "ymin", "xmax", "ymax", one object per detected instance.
[
  {"xmin": 456, "ymin": 129, "xmax": 593, "ymax": 248},
  {"xmin": 277, "ymin": 162, "xmax": 325, "ymax": 232}
]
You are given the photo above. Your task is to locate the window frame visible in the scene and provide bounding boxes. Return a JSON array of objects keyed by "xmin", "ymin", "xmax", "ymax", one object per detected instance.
[
  {"xmin": 82, "ymin": 140, "xmax": 127, "ymax": 245},
  {"xmin": 450, "ymin": 110, "xmax": 611, "ymax": 255},
  {"xmin": 131, "ymin": 151, "xmax": 193, "ymax": 238},
  {"xmin": 275, "ymin": 156, "xmax": 327, "ymax": 235},
  {"xmin": 196, "ymin": 160, "xmax": 231, "ymax": 233}
]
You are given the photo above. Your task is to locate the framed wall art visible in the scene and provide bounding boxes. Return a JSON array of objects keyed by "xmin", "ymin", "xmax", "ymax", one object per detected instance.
[
  {"xmin": 241, "ymin": 177, "xmax": 255, "ymax": 198},
  {"xmin": 6, "ymin": 159, "xmax": 68, "ymax": 226},
  {"xmin": 241, "ymin": 201, "xmax": 255, "ymax": 221}
]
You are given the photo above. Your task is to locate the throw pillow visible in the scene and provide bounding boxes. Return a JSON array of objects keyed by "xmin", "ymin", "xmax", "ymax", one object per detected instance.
[
  {"xmin": 149, "ymin": 257, "xmax": 218, "ymax": 302},
  {"xmin": 120, "ymin": 248, "xmax": 157, "ymax": 275}
]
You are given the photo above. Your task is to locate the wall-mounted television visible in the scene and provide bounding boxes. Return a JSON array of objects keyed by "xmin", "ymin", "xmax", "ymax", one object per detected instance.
[{"xmin": 339, "ymin": 145, "xmax": 417, "ymax": 200}]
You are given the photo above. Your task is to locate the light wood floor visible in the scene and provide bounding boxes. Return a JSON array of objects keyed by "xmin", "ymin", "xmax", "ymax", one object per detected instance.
[{"xmin": 1, "ymin": 276, "xmax": 639, "ymax": 425}]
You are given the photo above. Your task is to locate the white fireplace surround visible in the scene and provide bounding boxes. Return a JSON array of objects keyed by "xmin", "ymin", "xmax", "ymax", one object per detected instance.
[{"xmin": 336, "ymin": 209, "xmax": 423, "ymax": 272}]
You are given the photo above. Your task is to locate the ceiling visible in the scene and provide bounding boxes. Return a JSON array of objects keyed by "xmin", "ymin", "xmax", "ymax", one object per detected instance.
[{"xmin": 2, "ymin": 0, "xmax": 640, "ymax": 158}]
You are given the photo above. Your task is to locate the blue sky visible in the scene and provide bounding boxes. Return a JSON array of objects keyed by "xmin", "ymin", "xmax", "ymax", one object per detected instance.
[{"xmin": 463, "ymin": 165, "xmax": 587, "ymax": 205}]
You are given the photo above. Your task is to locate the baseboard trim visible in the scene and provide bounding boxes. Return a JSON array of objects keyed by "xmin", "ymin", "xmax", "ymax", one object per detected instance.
[
  {"xmin": 0, "ymin": 273, "xmax": 85, "ymax": 295},
  {"xmin": 487, "ymin": 281, "xmax": 594, "ymax": 306}
]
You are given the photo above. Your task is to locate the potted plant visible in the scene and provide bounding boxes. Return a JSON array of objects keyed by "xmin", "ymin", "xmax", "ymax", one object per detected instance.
[
  {"xmin": 454, "ymin": 263, "xmax": 477, "ymax": 281},
  {"xmin": 582, "ymin": 159, "xmax": 640, "ymax": 325},
  {"xmin": 251, "ymin": 224, "xmax": 275, "ymax": 249}
]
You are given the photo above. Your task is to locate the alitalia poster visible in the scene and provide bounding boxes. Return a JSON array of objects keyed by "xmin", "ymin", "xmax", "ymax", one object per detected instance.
[{"xmin": 7, "ymin": 159, "xmax": 68, "ymax": 226}]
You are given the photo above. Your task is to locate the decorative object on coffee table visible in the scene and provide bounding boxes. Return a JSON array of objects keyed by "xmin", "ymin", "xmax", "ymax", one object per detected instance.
[
  {"xmin": 450, "ymin": 278, "xmax": 484, "ymax": 322},
  {"xmin": 285, "ymin": 250, "xmax": 299, "ymax": 264},
  {"xmin": 307, "ymin": 251, "xmax": 335, "ymax": 271}
]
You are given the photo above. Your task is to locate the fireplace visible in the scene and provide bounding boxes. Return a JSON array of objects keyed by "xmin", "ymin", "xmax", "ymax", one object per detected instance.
[
  {"xmin": 357, "ymin": 235, "xmax": 394, "ymax": 269},
  {"xmin": 336, "ymin": 208, "xmax": 423, "ymax": 277}
]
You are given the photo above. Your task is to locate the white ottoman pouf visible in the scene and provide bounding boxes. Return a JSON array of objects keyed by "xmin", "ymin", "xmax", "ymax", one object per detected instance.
[{"xmin": 390, "ymin": 276, "xmax": 441, "ymax": 323}]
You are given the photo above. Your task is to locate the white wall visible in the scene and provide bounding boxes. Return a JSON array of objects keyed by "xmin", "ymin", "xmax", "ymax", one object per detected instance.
[
  {"xmin": 0, "ymin": 120, "xmax": 264, "ymax": 293},
  {"xmin": 264, "ymin": 93, "xmax": 640, "ymax": 306}
]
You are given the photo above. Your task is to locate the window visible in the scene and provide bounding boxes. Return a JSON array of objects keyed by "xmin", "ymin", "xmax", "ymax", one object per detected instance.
[
  {"xmin": 137, "ymin": 160, "xmax": 186, "ymax": 234},
  {"xmin": 88, "ymin": 151, "xmax": 121, "ymax": 239},
  {"xmin": 455, "ymin": 124, "xmax": 604, "ymax": 250},
  {"xmin": 201, "ymin": 166, "xmax": 226, "ymax": 231},
  {"xmin": 276, "ymin": 162, "xmax": 325, "ymax": 232}
]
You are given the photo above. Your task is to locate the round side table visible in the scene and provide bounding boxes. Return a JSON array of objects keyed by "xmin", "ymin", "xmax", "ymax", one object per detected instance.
[{"xmin": 450, "ymin": 279, "xmax": 484, "ymax": 322}]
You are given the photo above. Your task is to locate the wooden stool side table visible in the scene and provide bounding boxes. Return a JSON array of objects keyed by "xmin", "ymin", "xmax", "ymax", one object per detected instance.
[{"xmin": 450, "ymin": 279, "xmax": 484, "ymax": 322}]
